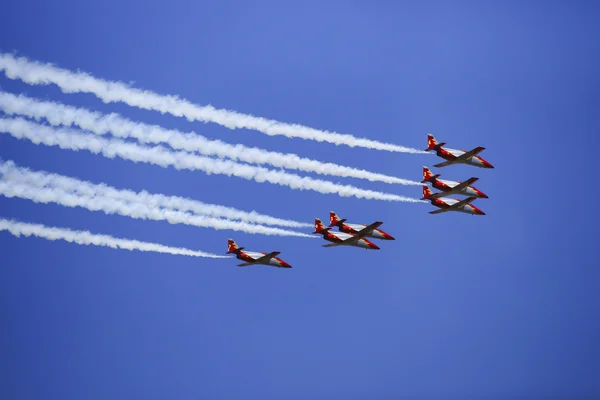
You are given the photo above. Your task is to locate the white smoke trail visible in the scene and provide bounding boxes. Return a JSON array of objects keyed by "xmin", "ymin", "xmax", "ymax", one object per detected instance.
[
  {"xmin": 0, "ymin": 52, "xmax": 427, "ymax": 154},
  {"xmin": 0, "ymin": 160, "xmax": 310, "ymax": 229},
  {"xmin": 0, "ymin": 118, "xmax": 423, "ymax": 203},
  {"xmin": 0, "ymin": 180, "xmax": 314, "ymax": 238},
  {"xmin": 0, "ymin": 217, "xmax": 229, "ymax": 258},
  {"xmin": 0, "ymin": 91, "xmax": 421, "ymax": 186}
]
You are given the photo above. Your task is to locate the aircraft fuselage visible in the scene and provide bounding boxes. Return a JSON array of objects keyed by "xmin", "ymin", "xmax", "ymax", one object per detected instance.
[
  {"xmin": 237, "ymin": 251, "xmax": 291, "ymax": 268},
  {"xmin": 323, "ymin": 231, "xmax": 380, "ymax": 249},
  {"xmin": 432, "ymin": 178, "xmax": 488, "ymax": 198},
  {"xmin": 337, "ymin": 222, "xmax": 395, "ymax": 240},
  {"xmin": 430, "ymin": 198, "xmax": 485, "ymax": 215},
  {"xmin": 437, "ymin": 147, "xmax": 493, "ymax": 169}
]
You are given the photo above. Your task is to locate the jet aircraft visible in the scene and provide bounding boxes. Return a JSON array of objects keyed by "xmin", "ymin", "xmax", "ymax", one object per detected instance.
[
  {"xmin": 425, "ymin": 134, "xmax": 494, "ymax": 169},
  {"xmin": 421, "ymin": 186, "xmax": 485, "ymax": 215},
  {"xmin": 227, "ymin": 239, "xmax": 292, "ymax": 268},
  {"xmin": 313, "ymin": 218, "xmax": 381, "ymax": 249},
  {"xmin": 421, "ymin": 166, "xmax": 488, "ymax": 199},
  {"xmin": 328, "ymin": 211, "xmax": 395, "ymax": 240}
]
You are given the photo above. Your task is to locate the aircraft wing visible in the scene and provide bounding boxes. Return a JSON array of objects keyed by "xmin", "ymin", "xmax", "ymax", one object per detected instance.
[
  {"xmin": 433, "ymin": 160, "xmax": 455, "ymax": 168},
  {"xmin": 452, "ymin": 147, "xmax": 485, "ymax": 163},
  {"xmin": 428, "ymin": 178, "xmax": 479, "ymax": 200},
  {"xmin": 447, "ymin": 197, "xmax": 476, "ymax": 210},
  {"xmin": 336, "ymin": 221, "xmax": 383, "ymax": 245},
  {"xmin": 322, "ymin": 243, "xmax": 342, "ymax": 247},
  {"xmin": 453, "ymin": 177, "xmax": 479, "ymax": 192},
  {"xmin": 237, "ymin": 262, "xmax": 254, "ymax": 267},
  {"xmin": 429, "ymin": 197, "xmax": 476, "ymax": 214},
  {"xmin": 253, "ymin": 251, "xmax": 281, "ymax": 263},
  {"xmin": 429, "ymin": 208, "xmax": 449, "ymax": 214},
  {"xmin": 354, "ymin": 221, "xmax": 383, "ymax": 238}
]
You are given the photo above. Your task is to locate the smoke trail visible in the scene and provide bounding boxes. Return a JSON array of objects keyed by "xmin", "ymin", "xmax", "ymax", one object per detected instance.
[
  {"xmin": 0, "ymin": 91, "xmax": 421, "ymax": 186},
  {"xmin": 0, "ymin": 91, "xmax": 420, "ymax": 186},
  {"xmin": 0, "ymin": 118, "xmax": 424, "ymax": 203},
  {"xmin": 0, "ymin": 217, "xmax": 229, "ymax": 258},
  {"xmin": 0, "ymin": 180, "xmax": 314, "ymax": 238},
  {"xmin": 0, "ymin": 160, "xmax": 310, "ymax": 229},
  {"xmin": 0, "ymin": 52, "xmax": 427, "ymax": 154}
]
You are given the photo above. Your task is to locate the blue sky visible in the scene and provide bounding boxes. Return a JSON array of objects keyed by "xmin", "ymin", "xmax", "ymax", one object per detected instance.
[{"xmin": 1, "ymin": 1, "xmax": 599, "ymax": 398}]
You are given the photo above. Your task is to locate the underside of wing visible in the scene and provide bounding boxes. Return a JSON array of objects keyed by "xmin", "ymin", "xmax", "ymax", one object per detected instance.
[
  {"xmin": 429, "ymin": 208, "xmax": 449, "ymax": 214},
  {"xmin": 237, "ymin": 262, "xmax": 254, "ymax": 267},
  {"xmin": 433, "ymin": 160, "xmax": 454, "ymax": 168},
  {"xmin": 322, "ymin": 243, "xmax": 342, "ymax": 247}
]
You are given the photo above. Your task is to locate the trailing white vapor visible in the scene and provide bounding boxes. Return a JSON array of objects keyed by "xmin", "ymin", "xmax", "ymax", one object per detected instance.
[
  {"xmin": 0, "ymin": 180, "xmax": 314, "ymax": 238},
  {"xmin": 0, "ymin": 118, "xmax": 424, "ymax": 203},
  {"xmin": 0, "ymin": 160, "xmax": 309, "ymax": 229},
  {"xmin": 0, "ymin": 52, "xmax": 427, "ymax": 154},
  {"xmin": 0, "ymin": 217, "xmax": 229, "ymax": 258},
  {"xmin": 0, "ymin": 160, "xmax": 312, "ymax": 233},
  {"xmin": 0, "ymin": 91, "xmax": 421, "ymax": 186}
]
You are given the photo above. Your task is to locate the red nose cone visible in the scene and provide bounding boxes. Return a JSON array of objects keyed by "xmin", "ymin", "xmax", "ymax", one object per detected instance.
[
  {"xmin": 382, "ymin": 232, "xmax": 395, "ymax": 240},
  {"xmin": 369, "ymin": 243, "xmax": 380, "ymax": 250},
  {"xmin": 478, "ymin": 192, "xmax": 489, "ymax": 199},
  {"xmin": 482, "ymin": 159, "xmax": 494, "ymax": 168}
]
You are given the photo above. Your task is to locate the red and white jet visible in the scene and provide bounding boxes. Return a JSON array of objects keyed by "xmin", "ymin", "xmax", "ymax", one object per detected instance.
[
  {"xmin": 227, "ymin": 239, "xmax": 292, "ymax": 268},
  {"xmin": 421, "ymin": 166, "xmax": 488, "ymax": 199},
  {"xmin": 426, "ymin": 134, "xmax": 494, "ymax": 169},
  {"xmin": 313, "ymin": 218, "xmax": 381, "ymax": 250},
  {"xmin": 328, "ymin": 211, "xmax": 395, "ymax": 240},
  {"xmin": 421, "ymin": 186, "xmax": 485, "ymax": 215}
]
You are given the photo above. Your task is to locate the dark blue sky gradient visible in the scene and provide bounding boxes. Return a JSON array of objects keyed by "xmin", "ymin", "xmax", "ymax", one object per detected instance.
[{"xmin": 1, "ymin": 1, "xmax": 599, "ymax": 398}]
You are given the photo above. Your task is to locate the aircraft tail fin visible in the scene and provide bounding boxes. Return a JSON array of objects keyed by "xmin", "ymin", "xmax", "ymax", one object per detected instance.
[
  {"xmin": 227, "ymin": 239, "xmax": 244, "ymax": 254},
  {"xmin": 421, "ymin": 166, "xmax": 441, "ymax": 183},
  {"xmin": 426, "ymin": 134, "xmax": 445, "ymax": 151},
  {"xmin": 329, "ymin": 211, "xmax": 346, "ymax": 227},
  {"xmin": 313, "ymin": 218, "xmax": 330, "ymax": 234},
  {"xmin": 421, "ymin": 185, "xmax": 433, "ymax": 200}
]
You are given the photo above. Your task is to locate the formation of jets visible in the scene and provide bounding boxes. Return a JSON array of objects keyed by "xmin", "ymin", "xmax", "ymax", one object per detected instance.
[
  {"xmin": 226, "ymin": 213, "xmax": 394, "ymax": 268},
  {"xmin": 227, "ymin": 134, "xmax": 494, "ymax": 268},
  {"xmin": 422, "ymin": 134, "xmax": 494, "ymax": 215}
]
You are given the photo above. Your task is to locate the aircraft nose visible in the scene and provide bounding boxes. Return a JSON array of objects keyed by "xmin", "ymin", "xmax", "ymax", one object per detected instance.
[{"xmin": 480, "ymin": 193, "xmax": 489, "ymax": 199}]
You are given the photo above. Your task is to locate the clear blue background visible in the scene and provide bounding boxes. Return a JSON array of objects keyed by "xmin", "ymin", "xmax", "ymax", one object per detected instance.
[{"xmin": 1, "ymin": 1, "xmax": 599, "ymax": 398}]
